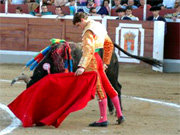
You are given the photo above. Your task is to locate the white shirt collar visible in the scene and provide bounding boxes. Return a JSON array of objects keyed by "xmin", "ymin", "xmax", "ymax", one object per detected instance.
[{"xmin": 154, "ymin": 15, "xmax": 159, "ymax": 20}]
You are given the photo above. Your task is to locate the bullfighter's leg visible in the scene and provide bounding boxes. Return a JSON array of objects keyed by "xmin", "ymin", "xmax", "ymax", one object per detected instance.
[
  {"xmin": 89, "ymin": 75, "xmax": 108, "ymax": 127},
  {"xmin": 96, "ymin": 54, "xmax": 124, "ymax": 124},
  {"xmin": 86, "ymin": 57, "xmax": 108, "ymax": 127}
]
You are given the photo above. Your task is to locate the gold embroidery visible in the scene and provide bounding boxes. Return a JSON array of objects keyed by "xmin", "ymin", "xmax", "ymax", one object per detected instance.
[
  {"xmin": 103, "ymin": 35, "xmax": 114, "ymax": 65},
  {"xmin": 85, "ymin": 56, "xmax": 105, "ymax": 99}
]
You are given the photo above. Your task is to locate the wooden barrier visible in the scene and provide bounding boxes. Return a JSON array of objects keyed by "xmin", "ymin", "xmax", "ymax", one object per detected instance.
[
  {"xmin": 0, "ymin": 17, "xmax": 179, "ymax": 60},
  {"xmin": 0, "ymin": 17, "xmax": 27, "ymax": 51},
  {"xmin": 0, "ymin": 17, "xmax": 63, "ymax": 51}
]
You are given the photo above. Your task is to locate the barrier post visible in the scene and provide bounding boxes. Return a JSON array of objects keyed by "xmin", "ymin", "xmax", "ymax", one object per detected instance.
[
  {"xmin": 39, "ymin": 0, "xmax": 43, "ymax": 13},
  {"xmin": 109, "ymin": 0, "xmax": 112, "ymax": 16},
  {"xmin": 75, "ymin": 0, "xmax": 77, "ymax": 13},
  {"xmin": 5, "ymin": 0, "xmax": 8, "ymax": 14},
  {"xmin": 143, "ymin": 0, "xmax": 147, "ymax": 21}
]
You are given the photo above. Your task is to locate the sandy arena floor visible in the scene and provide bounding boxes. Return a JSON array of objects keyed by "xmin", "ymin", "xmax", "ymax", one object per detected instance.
[{"xmin": 0, "ymin": 64, "xmax": 179, "ymax": 135}]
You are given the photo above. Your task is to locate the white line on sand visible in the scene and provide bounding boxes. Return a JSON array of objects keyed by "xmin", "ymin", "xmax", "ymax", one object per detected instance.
[
  {"xmin": 0, "ymin": 103, "xmax": 21, "ymax": 135},
  {"xmin": 123, "ymin": 95, "xmax": 180, "ymax": 109},
  {"xmin": 0, "ymin": 79, "xmax": 23, "ymax": 84}
]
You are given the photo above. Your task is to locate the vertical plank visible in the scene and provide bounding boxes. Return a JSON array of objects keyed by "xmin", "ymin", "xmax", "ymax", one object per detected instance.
[
  {"xmin": 62, "ymin": 19, "xmax": 66, "ymax": 40},
  {"xmin": 24, "ymin": 18, "xmax": 28, "ymax": 51}
]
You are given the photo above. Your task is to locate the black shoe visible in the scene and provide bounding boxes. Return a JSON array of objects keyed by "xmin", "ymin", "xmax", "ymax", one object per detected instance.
[
  {"xmin": 89, "ymin": 121, "xmax": 108, "ymax": 127},
  {"xmin": 36, "ymin": 122, "xmax": 45, "ymax": 127},
  {"xmin": 117, "ymin": 116, "xmax": 125, "ymax": 124}
]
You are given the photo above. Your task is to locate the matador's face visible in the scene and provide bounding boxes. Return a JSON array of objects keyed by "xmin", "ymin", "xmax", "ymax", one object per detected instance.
[{"xmin": 75, "ymin": 19, "xmax": 87, "ymax": 29}]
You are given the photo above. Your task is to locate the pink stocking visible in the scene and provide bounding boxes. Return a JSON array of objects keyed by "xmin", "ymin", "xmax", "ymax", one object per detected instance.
[
  {"xmin": 97, "ymin": 98, "xmax": 107, "ymax": 123},
  {"xmin": 111, "ymin": 96, "xmax": 123, "ymax": 118}
]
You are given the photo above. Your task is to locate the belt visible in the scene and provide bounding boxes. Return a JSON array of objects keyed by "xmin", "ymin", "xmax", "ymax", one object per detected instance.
[{"xmin": 95, "ymin": 48, "xmax": 100, "ymax": 52}]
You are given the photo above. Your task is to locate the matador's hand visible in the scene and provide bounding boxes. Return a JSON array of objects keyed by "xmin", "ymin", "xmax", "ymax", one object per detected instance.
[
  {"xmin": 75, "ymin": 67, "xmax": 85, "ymax": 76},
  {"xmin": 103, "ymin": 64, "xmax": 108, "ymax": 71}
]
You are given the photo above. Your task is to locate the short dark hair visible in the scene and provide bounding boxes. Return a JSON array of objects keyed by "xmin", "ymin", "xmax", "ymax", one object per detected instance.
[
  {"xmin": 174, "ymin": 2, "xmax": 180, "ymax": 8},
  {"xmin": 116, "ymin": 8, "xmax": 126, "ymax": 13},
  {"xmin": 126, "ymin": 6, "xmax": 133, "ymax": 11},
  {"xmin": 72, "ymin": 12, "xmax": 88, "ymax": 25},
  {"xmin": 55, "ymin": 6, "xmax": 62, "ymax": 9},
  {"xmin": 102, "ymin": 0, "xmax": 109, "ymax": 6},
  {"xmin": 87, "ymin": 0, "xmax": 94, "ymax": 6},
  {"xmin": 150, "ymin": 6, "xmax": 161, "ymax": 11},
  {"xmin": 16, "ymin": 6, "xmax": 23, "ymax": 12},
  {"xmin": 89, "ymin": 7, "xmax": 96, "ymax": 13},
  {"xmin": 87, "ymin": 0, "xmax": 94, "ymax": 3},
  {"xmin": 41, "ymin": 4, "xmax": 47, "ymax": 7}
]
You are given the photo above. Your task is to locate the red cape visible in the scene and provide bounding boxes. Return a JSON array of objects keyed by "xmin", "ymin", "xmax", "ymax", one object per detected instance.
[{"xmin": 8, "ymin": 72, "xmax": 97, "ymax": 127}]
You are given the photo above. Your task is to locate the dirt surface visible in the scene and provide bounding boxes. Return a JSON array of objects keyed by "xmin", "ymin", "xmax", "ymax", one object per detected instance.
[{"xmin": 0, "ymin": 64, "xmax": 180, "ymax": 135}]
